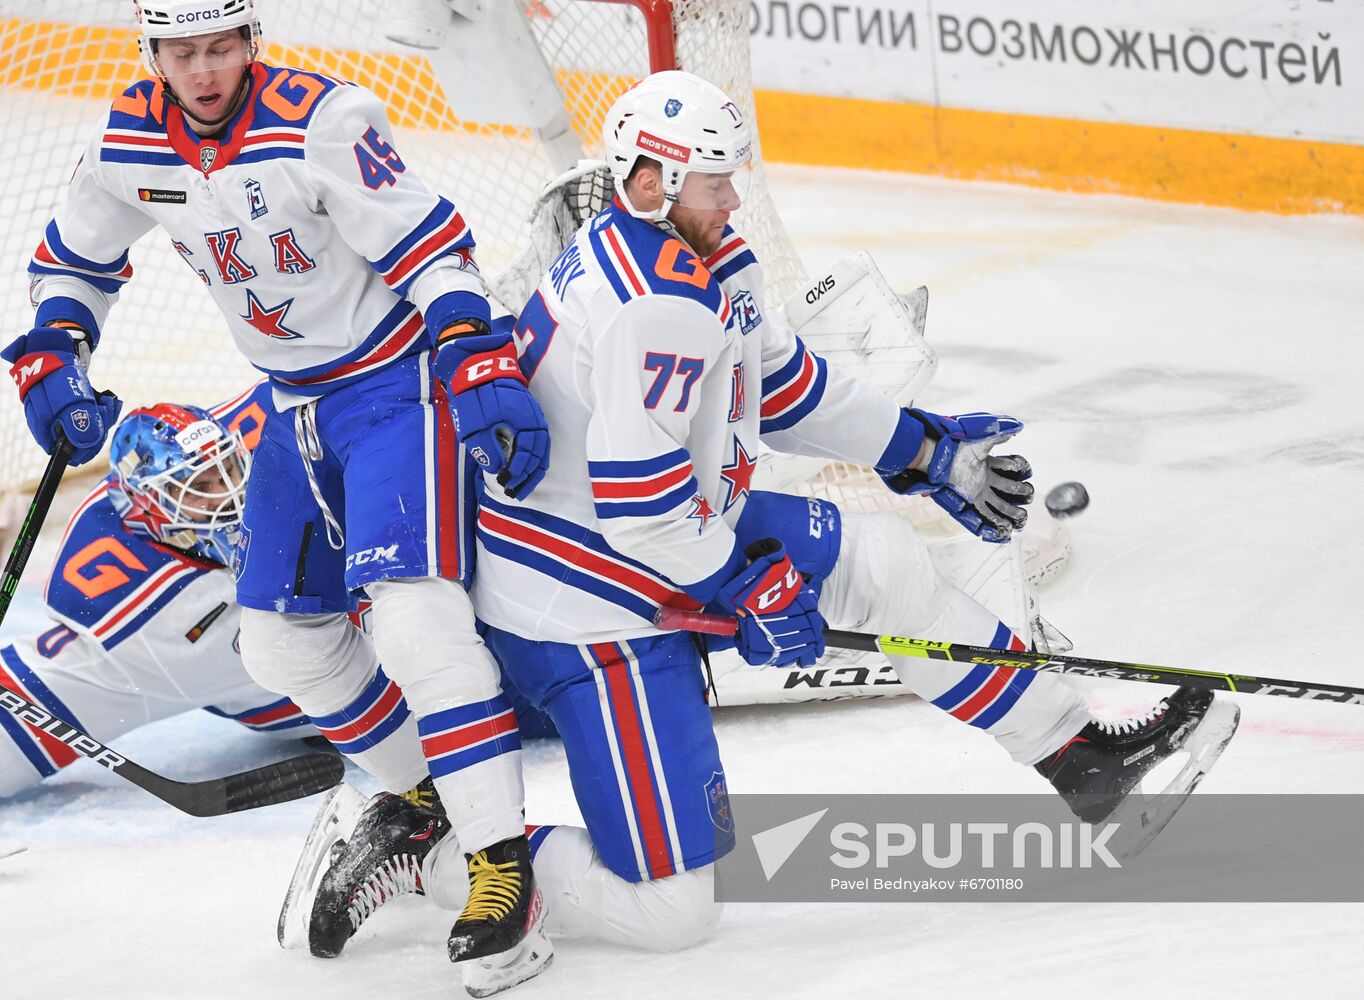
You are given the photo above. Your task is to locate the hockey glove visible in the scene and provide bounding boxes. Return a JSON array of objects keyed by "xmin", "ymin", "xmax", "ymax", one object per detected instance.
[
  {"xmin": 881, "ymin": 409, "xmax": 1033, "ymax": 543},
  {"xmin": 715, "ymin": 539, "xmax": 826, "ymax": 669},
  {"xmin": 433, "ymin": 320, "xmax": 550, "ymax": 499},
  {"xmin": 3, "ymin": 326, "xmax": 122, "ymax": 466}
]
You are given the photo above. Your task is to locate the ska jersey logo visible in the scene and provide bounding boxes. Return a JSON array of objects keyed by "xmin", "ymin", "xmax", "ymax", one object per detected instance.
[
  {"xmin": 705, "ymin": 772, "xmax": 732, "ymax": 834},
  {"xmin": 686, "ymin": 493, "xmax": 718, "ymax": 533},
  {"xmin": 240, "ymin": 289, "xmax": 303, "ymax": 340},
  {"xmin": 245, "ymin": 178, "xmax": 268, "ymax": 220},
  {"xmin": 664, "ymin": 97, "xmax": 683, "ymax": 118},
  {"xmin": 719, "ymin": 436, "xmax": 757, "ymax": 511},
  {"xmin": 732, "ymin": 289, "xmax": 762, "ymax": 336},
  {"xmin": 269, "ymin": 229, "xmax": 316, "ymax": 275},
  {"xmin": 205, "ymin": 229, "xmax": 258, "ymax": 284},
  {"xmin": 232, "ymin": 525, "xmax": 251, "ymax": 580}
]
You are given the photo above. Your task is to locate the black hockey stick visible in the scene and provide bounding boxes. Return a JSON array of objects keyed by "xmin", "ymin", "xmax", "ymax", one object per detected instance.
[
  {"xmin": 0, "ymin": 434, "xmax": 72, "ymax": 624},
  {"xmin": 0, "ymin": 686, "xmax": 343, "ymax": 815},
  {"xmin": 0, "ymin": 435, "xmax": 343, "ymax": 815},
  {"xmin": 653, "ymin": 607, "xmax": 1364, "ymax": 706}
]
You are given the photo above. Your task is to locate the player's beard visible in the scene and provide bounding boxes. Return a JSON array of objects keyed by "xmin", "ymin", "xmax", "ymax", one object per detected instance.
[{"xmin": 668, "ymin": 207, "xmax": 728, "ymax": 258}]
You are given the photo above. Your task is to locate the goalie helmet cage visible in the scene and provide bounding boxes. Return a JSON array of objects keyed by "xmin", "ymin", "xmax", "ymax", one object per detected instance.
[{"xmin": 0, "ymin": 0, "xmax": 807, "ymax": 501}]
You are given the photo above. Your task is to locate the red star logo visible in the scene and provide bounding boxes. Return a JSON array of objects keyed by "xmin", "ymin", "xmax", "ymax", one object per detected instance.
[
  {"xmin": 719, "ymin": 437, "xmax": 758, "ymax": 511},
  {"xmin": 240, "ymin": 289, "xmax": 303, "ymax": 340},
  {"xmin": 123, "ymin": 494, "xmax": 172, "ymax": 537},
  {"xmin": 686, "ymin": 493, "xmax": 718, "ymax": 533}
]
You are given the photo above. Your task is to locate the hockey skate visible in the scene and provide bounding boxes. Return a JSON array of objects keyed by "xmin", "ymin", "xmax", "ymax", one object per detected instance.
[
  {"xmin": 277, "ymin": 778, "xmax": 451, "ymax": 957},
  {"xmin": 1036, "ymin": 686, "xmax": 1240, "ymax": 858},
  {"xmin": 448, "ymin": 835, "xmax": 553, "ymax": 997}
]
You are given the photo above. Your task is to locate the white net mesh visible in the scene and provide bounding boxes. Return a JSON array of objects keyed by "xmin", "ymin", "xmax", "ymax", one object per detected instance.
[{"xmin": 0, "ymin": 0, "xmax": 804, "ymax": 501}]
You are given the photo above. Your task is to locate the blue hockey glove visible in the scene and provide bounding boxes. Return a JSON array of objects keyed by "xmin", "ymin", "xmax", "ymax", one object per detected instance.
[
  {"xmin": 433, "ymin": 320, "xmax": 550, "ymax": 499},
  {"xmin": 715, "ymin": 539, "xmax": 826, "ymax": 668},
  {"xmin": 881, "ymin": 409, "xmax": 1033, "ymax": 543},
  {"xmin": 3, "ymin": 326, "xmax": 122, "ymax": 466}
]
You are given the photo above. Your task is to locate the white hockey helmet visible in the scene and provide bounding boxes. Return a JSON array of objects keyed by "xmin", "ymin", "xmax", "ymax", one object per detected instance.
[
  {"xmin": 603, "ymin": 70, "xmax": 754, "ymax": 223},
  {"xmin": 133, "ymin": 0, "xmax": 261, "ymax": 78}
]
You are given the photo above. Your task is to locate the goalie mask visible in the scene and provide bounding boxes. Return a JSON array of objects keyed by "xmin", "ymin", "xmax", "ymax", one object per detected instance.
[
  {"xmin": 108, "ymin": 403, "xmax": 250, "ymax": 567},
  {"xmin": 603, "ymin": 71, "xmax": 754, "ymax": 223}
]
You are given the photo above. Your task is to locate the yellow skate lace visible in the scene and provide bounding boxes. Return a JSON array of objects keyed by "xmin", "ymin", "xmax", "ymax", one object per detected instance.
[
  {"xmin": 398, "ymin": 782, "xmax": 439, "ymax": 811},
  {"xmin": 458, "ymin": 852, "xmax": 521, "ymax": 923}
]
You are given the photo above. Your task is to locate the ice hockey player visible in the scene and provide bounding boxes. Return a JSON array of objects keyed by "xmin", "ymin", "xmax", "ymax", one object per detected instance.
[
  {"xmin": 0, "ymin": 384, "xmax": 321, "ymax": 796},
  {"xmin": 1, "ymin": 2, "xmax": 550, "ymax": 991},
  {"xmin": 398, "ymin": 71, "xmax": 1231, "ymax": 953}
]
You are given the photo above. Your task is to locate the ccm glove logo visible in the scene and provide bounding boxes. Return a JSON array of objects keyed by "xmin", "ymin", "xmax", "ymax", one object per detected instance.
[
  {"xmin": 466, "ymin": 355, "xmax": 521, "ymax": 383},
  {"xmin": 754, "ymin": 563, "xmax": 802, "ymax": 612},
  {"xmin": 447, "ymin": 344, "xmax": 528, "ymax": 394},
  {"xmin": 8, "ymin": 353, "xmax": 61, "ymax": 401}
]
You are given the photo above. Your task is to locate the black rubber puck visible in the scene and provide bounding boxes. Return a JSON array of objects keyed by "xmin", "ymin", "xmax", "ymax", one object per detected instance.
[{"xmin": 1045, "ymin": 481, "xmax": 1090, "ymax": 518}]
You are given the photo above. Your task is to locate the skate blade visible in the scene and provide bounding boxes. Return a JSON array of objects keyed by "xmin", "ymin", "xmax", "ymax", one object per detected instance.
[
  {"xmin": 277, "ymin": 782, "xmax": 369, "ymax": 949},
  {"xmin": 1106, "ymin": 698, "xmax": 1241, "ymax": 859},
  {"xmin": 459, "ymin": 925, "xmax": 554, "ymax": 999}
]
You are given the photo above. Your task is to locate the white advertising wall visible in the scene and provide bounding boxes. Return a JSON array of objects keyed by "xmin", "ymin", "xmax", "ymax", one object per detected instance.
[{"xmin": 747, "ymin": 0, "xmax": 1364, "ymax": 144}]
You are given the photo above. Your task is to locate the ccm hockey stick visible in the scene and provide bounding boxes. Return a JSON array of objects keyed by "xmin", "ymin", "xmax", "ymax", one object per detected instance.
[
  {"xmin": 0, "ymin": 435, "xmax": 344, "ymax": 816},
  {"xmin": 653, "ymin": 608, "xmax": 1364, "ymax": 706}
]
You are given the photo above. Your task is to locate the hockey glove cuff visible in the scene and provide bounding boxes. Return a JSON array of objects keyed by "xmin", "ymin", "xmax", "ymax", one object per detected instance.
[
  {"xmin": 880, "ymin": 409, "xmax": 1033, "ymax": 543},
  {"xmin": 433, "ymin": 321, "xmax": 550, "ymax": 499},
  {"xmin": 3, "ymin": 326, "xmax": 121, "ymax": 466},
  {"xmin": 715, "ymin": 539, "xmax": 826, "ymax": 669}
]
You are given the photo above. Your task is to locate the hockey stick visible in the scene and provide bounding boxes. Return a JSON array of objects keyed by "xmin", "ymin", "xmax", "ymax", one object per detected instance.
[
  {"xmin": 0, "ymin": 436, "xmax": 344, "ymax": 816},
  {"xmin": 0, "ymin": 435, "xmax": 72, "ymax": 625},
  {"xmin": 653, "ymin": 608, "xmax": 1364, "ymax": 706},
  {"xmin": 0, "ymin": 686, "xmax": 343, "ymax": 816}
]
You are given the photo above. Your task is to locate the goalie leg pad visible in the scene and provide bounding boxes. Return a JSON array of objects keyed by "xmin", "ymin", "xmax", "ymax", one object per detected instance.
[
  {"xmin": 781, "ymin": 250, "xmax": 937, "ymax": 405},
  {"xmin": 821, "ymin": 511, "xmax": 1089, "ymax": 764}
]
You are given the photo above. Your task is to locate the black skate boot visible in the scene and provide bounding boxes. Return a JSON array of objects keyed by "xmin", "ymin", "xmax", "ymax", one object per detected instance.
[
  {"xmin": 448, "ymin": 835, "xmax": 553, "ymax": 997},
  {"xmin": 280, "ymin": 777, "xmax": 451, "ymax": 958},
  {"xmin": 1036, "ymin": 686, "xmax": 1240, "ymax": 856}
]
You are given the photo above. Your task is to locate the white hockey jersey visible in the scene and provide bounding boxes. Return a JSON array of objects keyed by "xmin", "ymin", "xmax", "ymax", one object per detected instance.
[
  {"xmin": 0, "ymin": 383, "xmax": 308, "ymax": 794},
  {"xmin": 472, "ymin": 202, "xmax": 920, "ymax": 643},
  {"xmin": 28, "ymin": 63, "xmax": 487, "ymax": 399}
]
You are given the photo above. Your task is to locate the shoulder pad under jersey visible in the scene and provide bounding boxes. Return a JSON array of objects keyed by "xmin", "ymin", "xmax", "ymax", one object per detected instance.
[
  {"xmin": 44, "ymin": 479, "xmax": 215, "ymax": 648},
  {"xmin": 209, "ymin": 379, "xmax": 273, "ymax": 453},
  {"xmin": 250, "ymin": 63, "xmax": 345, "ymax": 131},
  {"xmin": 587, "ymin": 205, "xmax": 729, "ymax": 318}
]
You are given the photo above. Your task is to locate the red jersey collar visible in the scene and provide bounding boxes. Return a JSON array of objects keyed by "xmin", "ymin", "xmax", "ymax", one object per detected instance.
[{"xmin": 165, "ymin": 62, "xmax": 266, "ymax": 176}]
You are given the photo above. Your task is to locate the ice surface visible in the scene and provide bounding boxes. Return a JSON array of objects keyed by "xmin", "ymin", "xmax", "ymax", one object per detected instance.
[{"xmin": 2, "ymin": 167, "xmax": 1362, "ymax": 998}]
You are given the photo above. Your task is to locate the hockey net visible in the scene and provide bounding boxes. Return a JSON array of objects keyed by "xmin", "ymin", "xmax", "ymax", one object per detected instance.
[{"xmin": 0, "ymin": 0, "xmax": 806, "ymax": 512}]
